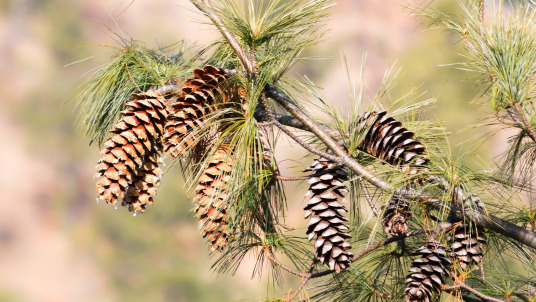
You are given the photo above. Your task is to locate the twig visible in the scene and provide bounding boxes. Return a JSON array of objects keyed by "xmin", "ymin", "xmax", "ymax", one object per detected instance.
[
  {"xmin": 260, "ymin": 93, "xmax": 342, "ymax": 163},
  {"xmin": 506, "ymin": 105, "xmax": 526, "ymax": 129},
  {"xmin": 370, "ymin": 284, "xmax": 393, "ymax": 300},
  {"xmin": 125, "ymin": 63, "xmax": 143, "ymax": 93},
  {"xmin": 494, "ymin": 111, "xmax": 516, "ymax": 126},
  {"xmin": 283, "ymin": 259, "xmax": 318, "ymax": 301},
  {"xmin": 443, "ymin": 287, "xmax": 490, "ymax": 302},
  {"xmin": 274, "ymin": 121, "xmax": 341, "ymax": 163},
  {"xmin": 478, "ymin": 0, "xmax": 485, "ymax": 24},
  {"xmin": 154, "ymin": 84, "xmax": 180, "ymax": 95},
  {"xmin": 442, "ymin": 283, "xmax": 505, "ymax": 302},
  {"xmin": 285, "ymin": 274, "xmax": 311, "ymax": 302},
  {"xmin": 254, "ymin": 109, "xmax": 342, "ymax": 138},
  {"xmin": 264, "ymin": 245, "xmax": 307, "ymax": 278},
  {"xmin": 359, "ymin": 180, "xmax": 379, "ymax": 217},
  {"xmin": 189, "ymin": 0, "xmax": 254, "ymax": 75},
  {"xmin": 276, "ymin": 175, "xmax": 310, "ymax": 181},
  {"xmin": 511, "ymin": 102, "xmax": 536, "ymax": 144},
  {"xmin": 310, "ymin": 223, "xmax": 456, "ymax": 278}
]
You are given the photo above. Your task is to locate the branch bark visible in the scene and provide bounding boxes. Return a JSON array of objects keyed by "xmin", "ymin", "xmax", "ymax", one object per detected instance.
[
  {"xmin": 442, "ymin": 283, "xmax": 505, "ymax": 302},
  {"xmin": 189, "ymin": 0, "xmax": 254, "ymax": 75},
  {"xmin": 507, "ymin": 102, "xmax": 536, "ymax": 144},
  {"xmin": 254, "ymin": 109, "xmax": 342, "ymax": 138}
]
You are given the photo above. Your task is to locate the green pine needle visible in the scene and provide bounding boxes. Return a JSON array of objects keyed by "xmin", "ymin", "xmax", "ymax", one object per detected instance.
[
  {"xmin": 72, "ymin": 39, "xmax": 199, "ymax": 146},
  {"xmin": 205, "ymin": 0, "xmax": 332, "ymax": 81}
]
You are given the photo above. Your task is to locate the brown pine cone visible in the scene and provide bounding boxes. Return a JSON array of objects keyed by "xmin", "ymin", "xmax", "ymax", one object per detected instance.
[
  {"xmin": 194, "ymin": 145, "xmax": 233, "ymax": 251},
  {"xmin": 304, "ymin": 157, "xmax": 353, "ymax": 272},
  {"xmin": 123, "ymin": 154, "xmax": 163, "ymax": 214},
  {"xmin": 449, "ymin": 224, "xmax": 487, "ymax": 271},
  {"xmin": 163, "ymin": 65, "xmax": 229, "ymax": 157},
  {"xmin": 357, "ymin": 111, "xmax": 428, "ymax": 175},
  {"xmin": 405, "ymin": 239, "xmax": 452, "ymax": 302},
  {"xmin": 96, "ymin": 91, "xmax": 169, "ymax": 211},
  {"xmin": 381, "ymin": 194, "xmax": 413, "ymax": 236}
]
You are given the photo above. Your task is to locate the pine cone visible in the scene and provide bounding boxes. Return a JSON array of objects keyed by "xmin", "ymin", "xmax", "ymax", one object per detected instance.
[
  {"xmin": 163, "ymin": 65, "xmax": 229, "ymax": 157},
  {"xmin": 194, "ymin": 145, "xmax": 233, "ymax": 251},
  {"xmin": 406, "ymin": 240, "xmax": 452, "ymax": 302},
  {"xmin": 357, "ymin": 111, "xmax": 428, "ymax": 174},
  {"xmin": 123, "ymin": 154, "xmax": 163, "ymax": 214},
  {"xmin": 96, "ymin": 91, "xmax": 169, "ymax": 210},
  {"xmin": 449, "ymin": 225, "xmax": 487, "ymax": 271},
  {"xmin": 381, "ymin": 194, "xmax": 413, "ymax": 236},
  {"xmin": 304, "ymin": 157, "xmax": 352, "ymax": 272}
]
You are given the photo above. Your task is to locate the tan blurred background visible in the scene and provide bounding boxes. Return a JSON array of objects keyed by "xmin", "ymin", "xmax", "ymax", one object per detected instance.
[{"xmin": 0, "ymin": 0, "xmax": 494, "ymax": 301}]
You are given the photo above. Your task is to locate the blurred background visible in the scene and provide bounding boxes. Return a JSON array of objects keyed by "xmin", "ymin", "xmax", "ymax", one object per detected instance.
[{"xmin": 0, "ymin": 0, "xmax": 500, "ymax": 301}]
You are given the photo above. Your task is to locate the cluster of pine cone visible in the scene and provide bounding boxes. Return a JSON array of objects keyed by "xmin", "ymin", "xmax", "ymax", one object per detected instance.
[
  {"xmin": 95, "ymin": 65, "xmax": 237, "ymax": 250},
  {"xmin": 93, "ymin": 64, "xmax": 487, "ymax": 300}
]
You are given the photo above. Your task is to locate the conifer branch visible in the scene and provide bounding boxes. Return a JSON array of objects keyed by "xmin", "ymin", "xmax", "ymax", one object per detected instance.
[
  {"xmin": 254, "ymin": 109, "xmax": 341, "ymax": 138},
  {"xmin": 442, "ymin": 283, "xmax": 505, "ymax": 302},
  {"xmin": 189, "ymin": 0, "xmax": 255, "ymax": 75},
  {"xmin": 359, "ymin": 180, "xmax": 379, "ymax": 217},
  {"xmin": 264, "ymin": 245, "xmax": 307, "ymax": 278},
  {"xmin": 259, "ymin": 93, "xmax": 341, "ymax": 162},
  {"xmin": 154, "ymin": 84, "xmax": 180, "ymax": 95},
  {"xmin": 265, "ymin": 84, "xmax": 536, "ymax": 250},
  {"xmin": 494, "ymin": 111, "xmax": 516, "ymax": 126},
  {"xmin": 260, "ymin": 84, "xmax": 536, "ymax": 252},
  {"xmin": 150, "ymin": 79, "xmax": 536, "ymax": 250},
  {"xmin": 285, "ymin": 274, "xmax": 311, "ymax": 302},
  {"xmin": 276, "ymin": 175, "xmax": 310, "ymax": 181},
  {"xmin": 80, "ymin": 1, "xmax": 536, "ymax": 300},
  {"xmin": 264, "ymin": 84, "xmax": 393, "ymax": 190},
  {"xmin": 507, "ymin": 102, "xmax": 536, "ymax": 144}
]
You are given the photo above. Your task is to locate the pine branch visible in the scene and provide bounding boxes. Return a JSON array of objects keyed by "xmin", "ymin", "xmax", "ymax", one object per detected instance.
[
  {"xmin": 442, "ymin": 283, "xmax": 505, "ymax": 302},
  {"xmin": 154, "ymin": 84, "xmax": 180, "ymax": 95},
  {"xmin": 264, "ymin": 84, "xmax": 536, "ymax": 250},
  {"xmin": 259, "ymin": 93, "xmax": 340, "ymax": 163},
  {"xmin": 264, "ymin": 84, "xmax": 393, "ymax": 190},
  {"xmin": 276, "ymin": 175, "xmax": 310, "ymax": 181},
  {"xmin": 254, "ymin": 109, "xmax": 341, "ymax": 138},
  {"xmin": 507, "ymin": 102, "xmax": 536, "ymax": 144},
  {"xmin": 150, "ymin": 78, "xmax": 536, "ymax": 250},
  {"xmin": 264, "ymin": 245, "xmax": 307, "ymax": 278},
  {"xmin": 189, "ymin": 0, "xmax": 255, "ymax": 75},
  {"xmin": 284, "ymin": 274, "xmax": 311, "ymax": 302},
  {"xmin": 359, "ymin": 180, "xmax": 379, "ymax": 217}
]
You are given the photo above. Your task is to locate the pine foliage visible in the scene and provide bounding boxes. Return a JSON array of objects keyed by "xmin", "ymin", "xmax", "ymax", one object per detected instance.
[{"xmin": 76, "ymin": 1, "xmax": 536, "ymax": 301}]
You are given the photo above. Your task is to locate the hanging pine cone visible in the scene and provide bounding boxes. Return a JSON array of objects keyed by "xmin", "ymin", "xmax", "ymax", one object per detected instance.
[
  {"xmin": 304, "ymin": 157, "xmax": 352, "ymax": 272},
  {"xmin": 381, "ymin": 194, "xmax": 413, "ymax": 236},
  {"xmin": 193, "ymin": 145, "xmax": 233, "ymax": 251},
  {"xmin": 406, "ymin": 239, "xmax": 452, "ymax": 302},
  {"xmin": 163, "ymin": 65, "xmax": 229, "ymax": 157},
  {"xmin": 357, "ymin": 111, "xmax": 428, "ymax": 174},
  {"xmin": 95, "ymin": 91, "xmax": 169, "ymax": 210},
  {"xmin": 449, "ymin": 225, "xmax": 487, "ymax": 271},
  {"xmin": 123, "ymin": 154, "xmax": 163, "ymax": 214}
]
